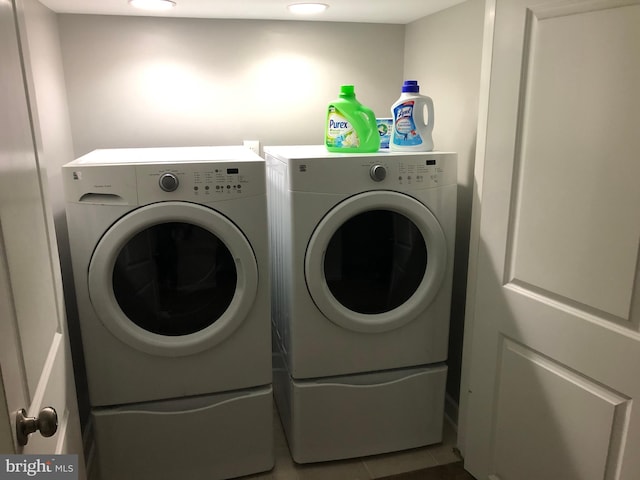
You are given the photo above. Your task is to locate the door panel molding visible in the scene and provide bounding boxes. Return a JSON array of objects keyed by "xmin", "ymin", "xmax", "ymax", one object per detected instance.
[
  {"xmin": 504, "ymin": 2, "xmax": 640, "ymax": 321},
  {"xmin": 529, "ymin": 0, "xmax": 639, "ymax": 19},
  {"xmin": 505, "ymin": 280, "xmax": 640, "ymax": 333},
  {"xmin": 490, "ymin": 338, "xmax": 630, "ymax": 480}
]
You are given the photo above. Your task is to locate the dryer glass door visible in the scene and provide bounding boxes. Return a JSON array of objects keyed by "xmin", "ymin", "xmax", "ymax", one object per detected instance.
[
  {"xmin": 89, "ymin": 202, "xmax": 258, "ymax": 356},
  {"xmin": 112, "ymin": 222, "xmax": 236, "ymax": 336},
  {"xmin": 306, "ymin": 191, "xmax": 447, "ymax": 333},
  {"xmin": 323, "ymin": 210, "xmax": 427, "ymax": 314}
]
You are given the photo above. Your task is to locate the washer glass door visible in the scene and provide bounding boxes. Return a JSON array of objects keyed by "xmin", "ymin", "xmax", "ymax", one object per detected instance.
[
  {"xmin": 305, "ymin": 191, "xmax": 447, "ymax": 333},
  {"xmin": 88, "ymin": 202, "xmax": 258, "ymax": 356},
  {"xmin": 112, "ymin": 222, "xmax": 236, "ymax": 336}
]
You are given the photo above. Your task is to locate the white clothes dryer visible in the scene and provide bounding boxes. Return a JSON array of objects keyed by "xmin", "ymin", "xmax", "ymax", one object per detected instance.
[
  {"xmin": 64, "ymin": 146, "xmax": 272, "ymax": 480},
  {"xmin": 265, "ymin": 145, "xmax": 456, "ymax": 463}
]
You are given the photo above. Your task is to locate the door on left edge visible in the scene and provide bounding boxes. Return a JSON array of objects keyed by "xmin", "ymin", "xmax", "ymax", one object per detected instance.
[{"xmin": 0, "ymin": 0, "xmax": 84, "ymax": 473}]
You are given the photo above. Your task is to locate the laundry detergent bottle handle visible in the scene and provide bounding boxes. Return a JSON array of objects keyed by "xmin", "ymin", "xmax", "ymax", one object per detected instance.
[
  {"xmin": 390, "ymin": 80, "xmax": 435, "ymax": 152},
  {"xmin": 325, "ymin": 85, "xmax": 380, "ymax": 153}
]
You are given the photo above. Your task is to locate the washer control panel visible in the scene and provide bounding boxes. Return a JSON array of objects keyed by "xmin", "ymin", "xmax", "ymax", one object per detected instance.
[
  {"xmin": 136, "ymin": 162, "xmax": 264, "ymax": 203},
  {"xmin": 159, "ymin": 173, "xmax": 179, "ymax": 192}
]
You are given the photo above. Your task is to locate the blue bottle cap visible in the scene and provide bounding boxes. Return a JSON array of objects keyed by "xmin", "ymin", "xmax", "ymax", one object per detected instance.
[{"xmin": 401, "ymin": 80, "xmax": 420, "ymax": 93}]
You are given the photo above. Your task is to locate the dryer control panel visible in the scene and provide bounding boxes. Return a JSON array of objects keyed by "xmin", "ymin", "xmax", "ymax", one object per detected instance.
[
  {"xmin": 264, "ymin": 146, "xmax": 456, "ymax": 195},
  {"xmin": 364, "ymin": 159, "xmax": 446, "ymax": 188},
  {"xmin": 136, "ymin": 162, "xmax": 265, "ymax": 204}
]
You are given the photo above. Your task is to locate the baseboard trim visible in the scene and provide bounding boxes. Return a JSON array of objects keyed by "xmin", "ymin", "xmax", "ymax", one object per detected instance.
[
  {"xmin": 444, "ymin": 392, "xmax": 459, "ymax": 430},
  {"xmin": 82, "ymin": 418, "xmax": 98, "ymax": 480}
]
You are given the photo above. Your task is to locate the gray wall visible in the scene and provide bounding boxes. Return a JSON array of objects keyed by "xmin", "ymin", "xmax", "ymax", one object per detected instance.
[
  {"xmin": 51, "ymin": 13, "xmax": 403, "ymax": 428},
  {"xmin": 26, "ymin": 1, "xmax": 484, "ymax": 430},
  {"xmin": 57, "ymin": 15, "xmax": 405, "ymax": 157},
  {"xmin": 403, "ymin": 0, "xmax": 485, "ymax": 409}
]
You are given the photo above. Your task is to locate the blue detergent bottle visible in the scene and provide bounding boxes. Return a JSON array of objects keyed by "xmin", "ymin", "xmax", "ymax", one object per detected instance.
[{"xmin": 390, "ymin": 80, "xmax": 434, "ymax": 151}]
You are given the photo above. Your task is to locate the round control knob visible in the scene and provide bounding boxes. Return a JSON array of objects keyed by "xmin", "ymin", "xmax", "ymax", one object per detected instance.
[
  {"xmin": 370, "ymin": 164, "xmax": 387, "ymax": 182},
  {"xmin": 159, "ymin": 173, "xmax": 179, "ymax": 192}
]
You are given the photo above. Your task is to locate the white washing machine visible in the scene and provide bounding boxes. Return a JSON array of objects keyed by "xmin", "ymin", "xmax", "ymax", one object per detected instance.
[
  {"xmin": 63, "ymin": 146, "xmax": 273, "ymax": 480},
  {"xmin": 265, "ymin": 145, "xmax": 456, "ymax": 463}
]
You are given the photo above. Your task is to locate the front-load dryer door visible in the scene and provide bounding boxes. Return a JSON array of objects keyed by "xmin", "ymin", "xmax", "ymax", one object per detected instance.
[
  {"xmin": 305, "ymin": 191, "xmax": 447, "ymax": 333},
  {"xmin": 88, "ymin": 202, "xmax": 258, "ymax": 356}
]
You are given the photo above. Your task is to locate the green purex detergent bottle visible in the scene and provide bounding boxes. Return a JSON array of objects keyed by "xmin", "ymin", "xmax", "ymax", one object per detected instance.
[{"xmin": 325, "ymin": 85, "xmax": 380, "ymax": 153}]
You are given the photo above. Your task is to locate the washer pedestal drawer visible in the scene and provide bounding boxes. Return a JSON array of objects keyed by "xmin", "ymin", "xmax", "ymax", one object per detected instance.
[
  {"xmin": 273, "ymin": 362, "xmax": 447, "ymax": 464},
  {"xmin": 92, "ymin": 385, "xmax": 273, "ymax": 480}
]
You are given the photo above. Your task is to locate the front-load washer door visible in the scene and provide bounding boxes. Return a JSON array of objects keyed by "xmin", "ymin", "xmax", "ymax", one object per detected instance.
[
  {"xmin": 305, "ymin": 191, "xmax": 447, "ymax": 333},
  {"xmin": 88, "ymin": 202, "xmax": 258, "ymax": 357}
]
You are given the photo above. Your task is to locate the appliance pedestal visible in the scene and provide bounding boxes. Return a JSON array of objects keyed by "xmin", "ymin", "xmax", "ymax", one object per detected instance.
[
  {"xmin": 273, "ymin": 348, "xmax": 446, "ymax": 464},
  {"xmin": 93, "ymin": 386, "xmax": 274, "ymax": 480}
]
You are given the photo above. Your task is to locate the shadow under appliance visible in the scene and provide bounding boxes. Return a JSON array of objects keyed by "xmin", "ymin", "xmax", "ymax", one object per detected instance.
[
  {"xmin": 266, "ymin": 145, "xmax": 456, "ymax": 463},
  {"xmin": 64, "ymin": 146, "xmax": 272, "ymax": 480}
]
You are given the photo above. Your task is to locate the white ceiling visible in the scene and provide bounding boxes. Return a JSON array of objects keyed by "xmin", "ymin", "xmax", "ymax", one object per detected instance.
[{"xmin": 38, "ymin": 0, "xmax": 468, "ymax": 24}]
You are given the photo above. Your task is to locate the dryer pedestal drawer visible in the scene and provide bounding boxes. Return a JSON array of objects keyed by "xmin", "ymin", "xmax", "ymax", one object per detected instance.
[
  {"xmin": 92, "ymin": 386, "xmax": 273, "ymax": 480},
  {"xmin": 273, "ymin": 363, "xmax": 447, "ymax": 464}
]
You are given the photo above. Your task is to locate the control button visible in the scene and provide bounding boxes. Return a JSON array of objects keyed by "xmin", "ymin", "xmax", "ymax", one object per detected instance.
[
  {"xmin": 159, "ymin": 173, "xmax": 179, "ymax": 192},
  {"xmin": 370, "ymin": 164, "xmax": 387, "ymax": 182}
]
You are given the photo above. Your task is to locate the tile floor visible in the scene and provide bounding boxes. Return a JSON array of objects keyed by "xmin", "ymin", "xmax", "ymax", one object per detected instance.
[{"xmin": 243, "ymin": 407, "xmax": 462, "ymax": 480}]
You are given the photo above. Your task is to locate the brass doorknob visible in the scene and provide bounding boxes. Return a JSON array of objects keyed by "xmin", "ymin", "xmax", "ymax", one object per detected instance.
[{"xmin": 16, "ymin": 407, "xmax": 58, "ymax": 446}]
